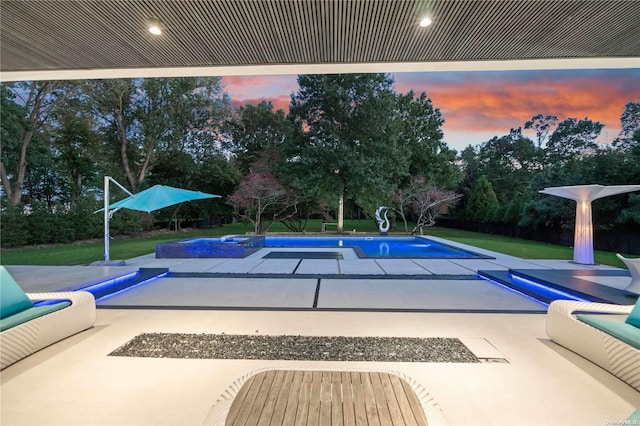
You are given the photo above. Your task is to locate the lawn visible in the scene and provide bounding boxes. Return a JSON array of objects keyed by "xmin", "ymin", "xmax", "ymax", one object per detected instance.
[{"xmin": 0, "ymin": 220, "xmax": 628, "ymax": 268}]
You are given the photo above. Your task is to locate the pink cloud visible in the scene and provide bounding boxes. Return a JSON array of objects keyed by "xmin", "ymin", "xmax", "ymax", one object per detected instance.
[
  {"xmin": 230, "ymin": 95, "xmax": 291, "ymax": 113},
  {"xmin": 396, "ymin": 71, "xmax": 640, "ymax": 149},
  {"xmin": 222, "ymin": 75, "xmax": 298, "ymax": 100},
  {"xmin": 404, "ymin": 77, "xmax": 635, "ymax": 147},
  {"xmin": 221, "ymin": 71, "xmax": 639, "ymax": 150}
]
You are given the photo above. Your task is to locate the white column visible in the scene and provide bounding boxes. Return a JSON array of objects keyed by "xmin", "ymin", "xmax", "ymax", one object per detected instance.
[
  {"xmin": 540, "ymin": 185, "xmax": 640, "ymax": 266},
  {"xmin": 573, "ymin": 200, "xmax": 593, "ymax": 264}
]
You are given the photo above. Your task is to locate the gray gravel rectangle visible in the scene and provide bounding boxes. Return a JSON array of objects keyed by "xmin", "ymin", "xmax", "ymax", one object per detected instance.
[{"xmin": 110, "ymin": 333, "xmax": 479, "ymax": 363}]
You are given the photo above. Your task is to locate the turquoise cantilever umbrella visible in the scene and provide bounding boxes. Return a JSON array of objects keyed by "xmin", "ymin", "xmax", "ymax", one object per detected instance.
[
  {"xmin": 97, "ymin": 179, "xmax": 220, "ymax": 261},
  {"xmin": 106, "ymin": 184, "xmax": 220, "ymax": 213}
]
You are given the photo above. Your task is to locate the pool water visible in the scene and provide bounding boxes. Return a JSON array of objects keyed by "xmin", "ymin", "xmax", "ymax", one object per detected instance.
[
  {"xmin": 262, "ymin": 236, "xmax": 481, "ymax": 258},
  {"xmin": 160, "ymin": 235, "xmax": 491, "ymax": 259}
]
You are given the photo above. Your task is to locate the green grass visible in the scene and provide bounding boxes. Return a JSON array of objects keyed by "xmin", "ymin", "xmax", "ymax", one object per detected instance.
[
  {"xmin": 0, "ymin": 220, "xmax": 628, "ymax": 268},
  {"xmin": 422, "ymin": 227, "xmax": 626, "ymax": 268},
  {"xmin": 0, "ymin": 224, "xmax": 253, "ymax": 266}
]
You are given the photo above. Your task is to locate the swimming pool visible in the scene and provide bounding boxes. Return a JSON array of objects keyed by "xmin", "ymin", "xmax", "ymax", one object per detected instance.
[
  {"xmin": 263, "ymin": 236, "xmax": 484, "ymax": 258},
  {"xmin": 156, "ymin": 235, "xmax": 492, "ymax": 259}
]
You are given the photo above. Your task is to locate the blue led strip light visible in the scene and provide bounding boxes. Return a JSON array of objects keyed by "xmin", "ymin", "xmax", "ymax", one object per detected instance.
[
  {"xmin": 33, "ymin": 299, "xmax": 70, "ymax": 307},
  {"xmin": 479, "ymin": 275, "xmax": 549, "ymax": 307},
  {"xmin": 95, "ymin": 272, "xmax": 168, "ymax": 302},
  {"xmin": 509, "ymin": 274, "xmax": 593, "ymax": 303},
  {"xmin": 76, "ymin": 271, "xmax": 139, "ymax": 296}
]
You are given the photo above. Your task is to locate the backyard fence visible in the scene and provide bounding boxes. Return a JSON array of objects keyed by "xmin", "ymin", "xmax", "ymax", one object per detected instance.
[{"xmin": 438, "ymin": 219, "xmax": 640, "ymax": 255}]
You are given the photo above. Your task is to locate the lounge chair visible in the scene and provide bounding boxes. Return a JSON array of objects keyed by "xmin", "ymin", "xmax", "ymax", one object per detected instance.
[
  {"xmin": 546, "ymin": 299, "xmax": 640, "ymax": 391},
  {"xmin": 0, "ymin": 266, "xmax": 96, "ymax": 370},
  {"xmin": 617, "ymin": 253, "xmax": 640, "ymax": 294}
]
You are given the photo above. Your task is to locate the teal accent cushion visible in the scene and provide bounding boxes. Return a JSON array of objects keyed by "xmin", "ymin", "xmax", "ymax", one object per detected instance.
[
  {"xmin": 0, "ymin": 301, "xmax": 71, "ymax": 332},
  {"xmin": 577, "ymin": 314, "xmax": 640, "ymax": 349},
  {"xmin": 625, "ymin": 298, "xmax": 640, "ymax": 328},
  {"xmin": 0, "ymin": 266, "xmax": 33, "ymax": 319},
  {"xmin": 628, "ymin": 408, "xmax": 640, "ymax": 422}
]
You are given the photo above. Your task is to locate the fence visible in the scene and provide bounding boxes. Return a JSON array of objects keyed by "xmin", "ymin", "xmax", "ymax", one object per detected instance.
[{"xmin": 438, "ymin": 219, "xmax": 640, "ymax": 255}]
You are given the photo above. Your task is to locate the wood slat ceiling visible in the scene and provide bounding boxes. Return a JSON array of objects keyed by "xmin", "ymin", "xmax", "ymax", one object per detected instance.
[{"xmin": 1, "ymin": 0, "xmax": 639, "ymax": 78}]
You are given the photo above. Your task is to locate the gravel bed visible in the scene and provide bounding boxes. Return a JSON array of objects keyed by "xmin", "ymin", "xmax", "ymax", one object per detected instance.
[{"xmin": 110, "ymin": 333, "xmax": 479, "ymax": 363}]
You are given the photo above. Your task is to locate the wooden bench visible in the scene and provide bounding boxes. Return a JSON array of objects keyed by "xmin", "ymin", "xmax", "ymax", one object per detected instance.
[
  {"xmin": 321, "ymin": 222, "xmax": 338, "ymax": 232},
  {"xmin": 225, "ymin": 370, "xmax": 428, "ymax": 425}
]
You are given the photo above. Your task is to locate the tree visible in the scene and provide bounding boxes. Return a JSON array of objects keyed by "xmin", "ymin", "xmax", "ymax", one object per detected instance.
[
  {"xmin": 228, "ymin": 168, "xmax": 299, "ymax": 234},
  {"xmin": 410, "ymin": 185, "xmax": 461, "ymax": 234},
  {"xmin": 501, "ymin": 186, "xmax": 533, "ymax": 224},
  {"xmin": 50, "ymin": 85, "xmax": 101, "ymax": 203},
  {"xmin": 617, "ymin": 194, "xmax": 640, "ymax": 228},
  {"xmin": 465, "ymin": 175, "xmax": 500, "ymax": 222},
  {"xmin": 89, "ymin": 77, "xmax": 229, "ymax": 192},
  {"xmin": 613, "ymin": 98, "xmax": 640, "ymax": 152},
  {"xmin": 0, "ymin": 81, "xmax": 63, "ymax": 205},
  {"xmin": 193, "ymin": 155, "xmax": 242, "ymax": 199},
  {"xmin": 88, "ymin": 78, "xmax": 136, "ymax": 187},
  {"xmin": 524, "ymin": 114, "xmax": 557, "ymax": 148},
  {"xmin": 453, "ymin": 144, "xmax": 481, "ymax": 218},
  {"xmin": 392, "ymin": 177, "xmax": 424, "ymax": 233},
  {"xmin": 476, "ymin": 128, "xmax": 537, "ymax": 203},
  {"xmin": 289, "ymin": 73, "xmax": 407, "ymax": 232},
  {"xmin": 395, "ymin": 91, "xmax": 456, "ymax": 187},
  {"xmin": 545, "ymin": 117, "xmax": 603, "ymax": 164},
  {"xmin": 224, "ymin": 101, "xmax": 292, "ymax": 174},
  {"xmin": 389, "ymin": 175, "xmax": 462, "ymax": 234}
]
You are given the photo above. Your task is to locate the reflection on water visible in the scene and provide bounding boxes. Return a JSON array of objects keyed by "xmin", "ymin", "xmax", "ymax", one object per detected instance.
[{"xmin": 262, "ymin": 236, "xmax": 479, "ymax": 258}]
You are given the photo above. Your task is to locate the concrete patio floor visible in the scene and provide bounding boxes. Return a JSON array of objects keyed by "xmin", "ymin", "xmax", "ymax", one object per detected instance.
[{"xmin": 1, "ymin": 237, "xmax": 639, "ymax": 425}]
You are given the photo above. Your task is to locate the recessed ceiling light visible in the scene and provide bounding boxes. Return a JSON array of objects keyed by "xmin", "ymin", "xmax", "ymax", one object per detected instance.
[
  {"xmin": 419, "ymin": 17, "xmax": 432, "ymax": 27},
  {"xmin": 148, "ymin": 18, "xmax": 162, "ymax": 35}
]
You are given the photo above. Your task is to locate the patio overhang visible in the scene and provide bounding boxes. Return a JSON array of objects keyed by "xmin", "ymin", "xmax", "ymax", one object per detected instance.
[{"xmin": 1, "ymin": 0, "xmax": 639, "ymax": 82}]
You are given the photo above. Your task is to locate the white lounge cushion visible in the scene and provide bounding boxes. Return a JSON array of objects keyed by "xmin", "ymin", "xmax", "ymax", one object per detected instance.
[
  {"xmin": 1, "ymin": 291, "xmax": 96, "ymax": 370},
  {"xmin": 546, "ymin": 300, "xmax": 640, "ymax": 391}
]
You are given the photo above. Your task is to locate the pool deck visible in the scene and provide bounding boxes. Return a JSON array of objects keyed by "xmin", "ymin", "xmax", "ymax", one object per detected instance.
[
  {"xmin": 2, "ymin": 237, "xmax": 639, "ymax": 425},
  {"xmin": 5, "ymin": 237, "xmax": 633, "ymax": 312},
  {"xmin": 6, "ymin": 237, "xmax": 626, "ymax": 291}
]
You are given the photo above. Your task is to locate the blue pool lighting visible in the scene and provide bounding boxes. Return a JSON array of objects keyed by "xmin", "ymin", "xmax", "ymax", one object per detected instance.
[
  {"xmin": 480, "ymin": 275, "xmax": 550, "ymax": 307},
  {"xmin": 33, "ymin": 299, "xmax": 71, "ymax": 307},
  {"xmin": 509, "ymin": 273, "xmax": 593, "ymax": 303},
  {"xmin": 77, "ymin": 271, "xmax": 139, "ymax": 296},
  {"xmin": 95, "ymin": 272, "xmax": 168, "ymax": 302}
]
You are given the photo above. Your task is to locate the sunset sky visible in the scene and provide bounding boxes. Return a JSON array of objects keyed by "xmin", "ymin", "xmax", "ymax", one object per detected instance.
[{"xmin": 221, "ymin": 68, "xmax": 639, "ymax": 151}]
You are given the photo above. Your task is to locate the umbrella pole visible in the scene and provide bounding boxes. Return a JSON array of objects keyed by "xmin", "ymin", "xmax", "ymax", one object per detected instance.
[
  {"xmin": 103, "ymin": 176, "xmax": 134, "ymax": 262},
  {"xmin": 104, "ymin": 176, "xmax": 110, "ymax": 261}
]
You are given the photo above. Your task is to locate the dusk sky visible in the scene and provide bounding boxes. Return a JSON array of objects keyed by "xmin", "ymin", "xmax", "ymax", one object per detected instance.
[{"xmin": 221, "ymin": 69, "xmax": 639, "ymax": 151}]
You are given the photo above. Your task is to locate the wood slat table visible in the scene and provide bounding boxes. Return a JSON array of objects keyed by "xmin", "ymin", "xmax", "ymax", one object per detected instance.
[{"xmin": 226, "ymin": 370, "xmax": 429, "ymax": 426}]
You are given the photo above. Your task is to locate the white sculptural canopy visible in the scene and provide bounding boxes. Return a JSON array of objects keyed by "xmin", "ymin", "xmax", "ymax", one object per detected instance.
[
  {"xmin": 539, "ymin": 184, "xmax": 640, "ymax": 202},
  {"xmin": 539, "ymin": 184, "xmax": 640, "ymax": 265}
]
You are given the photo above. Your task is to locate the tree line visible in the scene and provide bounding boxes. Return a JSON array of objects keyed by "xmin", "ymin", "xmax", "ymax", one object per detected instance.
[{"xmin": 1, "ymin": 75, "xmax": 638, "ymax": 248}]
